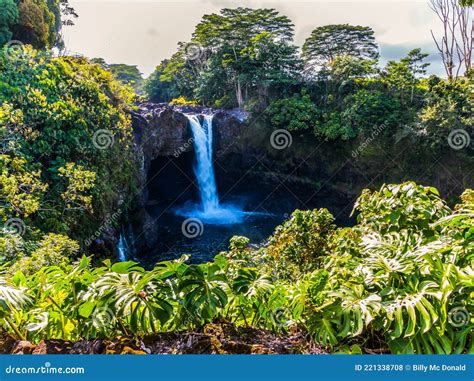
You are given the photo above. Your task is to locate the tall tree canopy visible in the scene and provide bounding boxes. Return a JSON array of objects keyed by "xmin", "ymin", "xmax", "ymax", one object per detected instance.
[
  {"xmin": 145, "ymin": 7, "xmax": 301, "ymax": 108},
  {"xmin": 194, "ymin": 7, "xmax": 301, "ymax": 108},
  {"xmin": 302, "ymin": 24, "xmax": 379, "ymax": 70},
  {"xmin": 0, "ymin": 0, "xmax": 76, "ymax": 49},
  {"xmin": 91, "ymin": 58, "xmax": 143, "ymax": 92},
  {"xmin": 193, "ymin": 7, "xmax": 295, "ymax": 47},
  {"xmin": 0, "ymin": 0, "xmax": 19, "ymax": 45}
]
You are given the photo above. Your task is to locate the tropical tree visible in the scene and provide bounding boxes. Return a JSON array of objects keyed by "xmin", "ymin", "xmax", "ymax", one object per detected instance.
[
  {"xmin": 382, "ymin": 49, "xmax": 430, "ymax": 103},
  {"xmin": 0, "ymin": 48, "xmax": 138, "ymax": 246},
  {"xmin": 146, "ymin": 8, "xmax": 301, "ymax": 109},
  {"xmin": 193, "ymin": 8, "xmax": 300, "ymax": 108},
  {"xmin": 5, "ymin": 0, "xmax": 77, "ymax": 49},
  {"xmin": 302, "ymin": 24, "xmax": 379, "ymax": 73},
  {"xmin": 108, "ymin": 64, "xmax": 143, "ymax": 92},
  {"xmin": 0, "ymin": 0, "xmax": 18, "ymax": 46}
]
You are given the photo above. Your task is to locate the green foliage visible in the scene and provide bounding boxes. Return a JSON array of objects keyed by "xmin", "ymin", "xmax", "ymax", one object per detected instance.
[
  {"xmin": 91, "ymin": 59, "xmax": 143, "ymax": 93},
  {"xmin": 327, "ymin": 55, "xmax": 378, "ymax": 83},
  {"xmin": 352, "ymin": 182, "xmax": 451, "ymax": 233},
  {"xmin": 1, "ymin": 0, "xmax": 76, "ymax": 49},
  {"xmin": 10, "ymin": 233, "xmax": 79, "ymax": 275},
  {"xmin": 341, "ymin": 89, "xmax": 402, "ymax": 135},
  {"xmin": 267, "ymin": 209, "xmax": 336, "ymax": 279},
  {"xmin": 144, "ymin": 53, "xmax": 199, "ymax": 103},
  {"xmin": 314, "ymin": 112, "xmax": 357, "ymax": 141},
  {"xmin": 265, "ymin": 91, "xmax": 319, "ymax": 132},
  {"xmin": 0, "ymin": 0, "xmax": 18, "ymax": 46},
  {"xmin": 303, "ymin": 183, "xmax": 473, "ymax": 353},
  {"xmin": 418, "ymin": 77, "xmax": 473, "ymax": 149},
  {"xmin": 0, "ymin": 154, "xmax": 48, "ymax": 220},
  {"xmin": 108, "ymin": 64, "xmax": 143, "ymax": 91},
  {"xmin": 0, "ymin": 183, "xmax": 471, "ymax": 353},
  {"xmin": 0, "ymin": 48, "xmax": 139, "ymax": 246},
  {"xmin": 302, "ymin": 24, "xmax": 379, "ymax": 71},
  {"xmin": 383, "ymin": 49, "xmax": 429, "ymax": 91},
  {"xmin": 145, "ymin": 7, "xmax": 301, "ymax": 109},
  {"xmin": 169, "ymin": 96, "xmax": 198, "ymax": 106}
]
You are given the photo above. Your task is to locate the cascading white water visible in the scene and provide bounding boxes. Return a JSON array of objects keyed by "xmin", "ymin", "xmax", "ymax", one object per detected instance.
[
  {"xmin": 117, "ymin": 225, "xmax": 136, "ymax": 262},
  {"xmin": 118, "ymin": 234, "xmax": 128, "ymax": 262},
  {"xmin": 177, "ymin": 114, "xmax": 244, "ymax": 224},
  {"xmin": 187, "ymin": 115, "xmax": 219, "ymax": 212}
]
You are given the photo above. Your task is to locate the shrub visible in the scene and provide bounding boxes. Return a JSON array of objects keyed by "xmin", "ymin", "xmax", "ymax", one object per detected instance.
[
  {"xmin": 341, "ymin": 89, "xmax": 402, "ymax": 135},
  {"xmin": 266, "ymin": 209, "xmax": 336, "ymax": 279},
  {"xmin": 265, "ymin": 91, "xmax": 320, "ymax": 132},
  {"xmin": 0, "ymin": 182, "xmax": 471, "ymax": 354},
  {"xmin": 10, "ymin": 233, "xmax": 79, "ymax": 275},
  {"xmin": 0, "ymin": 48, "xmax": 139, "ymax": 246},
  {"xmin": 169, "ymin": 96, "xmax": 198, "ymax": 106}
]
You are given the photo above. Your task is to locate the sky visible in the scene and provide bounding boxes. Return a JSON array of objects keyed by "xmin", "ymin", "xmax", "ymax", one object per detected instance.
[{"xmin": 62, "ymin": 0, "xmax": 445, "ymax": 77}]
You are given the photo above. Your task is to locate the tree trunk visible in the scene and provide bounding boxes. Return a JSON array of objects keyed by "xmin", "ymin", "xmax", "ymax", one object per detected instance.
[{"xmin": 235, "ymin": 78, "xmax": 244, "ymax": 109}]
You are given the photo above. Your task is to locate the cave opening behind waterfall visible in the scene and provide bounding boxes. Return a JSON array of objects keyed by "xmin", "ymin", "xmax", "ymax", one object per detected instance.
[
  {"xmin": 135, "ymin": 115, "xmax": 355, "ymax": 267},
  {"xmin": 140, "ymin": 149, "xmax": 284, "ymax": 266},
  {"xmin": 139, "ymin": 156, "xmax": 353, "ymax": 268}
]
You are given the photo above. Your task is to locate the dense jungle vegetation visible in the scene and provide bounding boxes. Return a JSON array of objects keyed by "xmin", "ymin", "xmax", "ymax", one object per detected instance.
[
  {"xmin": 0, "ymin": 1, "xmax": 473, "ymax": 354},
  {"xmin": 144, "ymin": 8, "xmax": 473, "ymax": 151}
]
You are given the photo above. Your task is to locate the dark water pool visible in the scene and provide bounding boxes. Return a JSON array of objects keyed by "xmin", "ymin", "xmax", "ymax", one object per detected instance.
[{"xmin": 134, "ymin": 206, "xmax": 286, "ymax": 268}]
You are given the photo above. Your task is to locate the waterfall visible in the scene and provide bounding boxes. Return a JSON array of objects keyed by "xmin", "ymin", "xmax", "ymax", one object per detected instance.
[
  {"xmin": 177, "ymin": 114, "xmax": 244, "ymax": 225},
  {"xmin": 117, "ymin": 225, "xmax": 135, "ymax": 262},
  {"xmin": 118, "ymin": 234, "xmax": 128, "ymax": 262},
  {"xmin": 187, "ymin": 115, "xmax": 219, "ymax": 212}
]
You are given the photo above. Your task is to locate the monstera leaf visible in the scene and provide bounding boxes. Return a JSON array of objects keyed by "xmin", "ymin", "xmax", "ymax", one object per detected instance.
[
  {"xmin": 232, "ymin": 268, "xmax": 274, "ymax": 297},
  {"xmin": 178, "ymin": 263, "xmax": 228, "ymax": 320}
]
